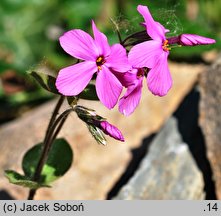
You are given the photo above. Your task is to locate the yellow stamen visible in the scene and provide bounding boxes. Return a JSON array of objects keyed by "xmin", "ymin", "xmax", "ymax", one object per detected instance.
[
  {"xmin": 162, "ymin": 40, "xmax": 171, "ymax": 51},
  {"xmin": 96, "ymin": 56, "xmax": 106, "ymax": 71},
  {"xmin": 96, "ymin": 56, "xmax": 103, "ymax": 63}
]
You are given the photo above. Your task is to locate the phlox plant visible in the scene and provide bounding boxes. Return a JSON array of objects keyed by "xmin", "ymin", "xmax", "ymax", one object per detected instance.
[{"xmin": 4, "ymin": 5, "xmax": 215, "ymax": 200}]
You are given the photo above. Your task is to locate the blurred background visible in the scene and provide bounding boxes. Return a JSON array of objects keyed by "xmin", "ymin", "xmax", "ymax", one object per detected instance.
[{"xmin": 0, "ymin": 0, "xmax": 219, "ymax": 124}]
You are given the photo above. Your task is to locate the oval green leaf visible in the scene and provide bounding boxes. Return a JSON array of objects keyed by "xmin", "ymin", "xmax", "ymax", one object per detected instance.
[{"xmin": 22, "ymin": 138, "xmax": 73, "ymax": 184}]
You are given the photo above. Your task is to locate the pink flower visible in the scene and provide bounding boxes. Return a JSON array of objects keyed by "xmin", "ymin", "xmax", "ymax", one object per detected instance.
[
  {"xmin": 128, "ymin": 5, "xmax": 172, "ymax": 96},
  {"xmin": 56, "ymin": 21, "xmax": 130, "ymax": 109},
  {"xmin": 99, "ymin": 121, "xmax": 124, "ymax": 142},
  {"xmin": 178, "ymin": 34, "xmax": 216, "ymax": 46},
  {"xmin": 129, "ymin": 5, "xmax": 216, "ymax": 97}
]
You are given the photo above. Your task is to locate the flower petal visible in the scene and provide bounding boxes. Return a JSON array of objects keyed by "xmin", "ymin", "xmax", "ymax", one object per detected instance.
[
  {"xmin": 114, "ymin": 70, "xmax": 138, "ymax": 87},
  {"xmin": 147, "ymin": 52, "xmax": 172, "ymax": 96},
  {"xmin": 119, "ymin": 78, "xmax": 143, "ymax": 116},
  {"xmin": 179, "ymin": 34, "xmax": 216, "ymax": 46},
  {"xmin": 56, "ymin": 61, "xmax": 97, "ymax": 96},
  {"xmin": 137, "ymin": 5, "xmax": 166, "ymax": 41},
  {"xmin": 128, "ymin": 40, "xmax": 162, "ymax": 68},
  {"xmin": 96, "ymin": 66, "xmax": 122, "ymax": 109},
  {"xmin": 92, "ymin": 20, "xmax": 111, "ymax": 56},
  {"xmin": 105, "ymin": 44, "xmax": 131, "ymax": 72},
  {"xmin": 59, "ymin": 29, "xmax": 98, "ymax": 61},
  {"xmin": 100, "ymin": 121, "xmax": 124, "ymax": 141}
]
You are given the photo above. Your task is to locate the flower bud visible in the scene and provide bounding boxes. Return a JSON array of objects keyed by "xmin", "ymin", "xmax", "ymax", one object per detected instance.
[
  {"xmin": 74, "ymin": 105, "xmax": 104, "ymax": 124},
  {"xmin": 99, "ymin": 121, "xmax": 124, "ymax": 142},
  {"xmin": 74, "ymin": 105, "xmax": 125, "ymax": 143},
  {"xmin": 87, "ymin": 124, "xmax": 107, "ymax": 145},
  {"xmin": 178, "ymin": 34, "xmax": 216, "ymax": 46},
  {"xmin": 75, "ymin": 105, "xmax": 97, "ymax": 117}
]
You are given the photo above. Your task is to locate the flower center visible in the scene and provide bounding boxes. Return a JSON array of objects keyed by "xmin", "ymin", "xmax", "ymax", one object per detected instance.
[
  {"xmin": 137, "ymin": 68, "xmax": 149, "ymax": 78},
  {"xmin": 96, "ymin": 56, "xmax": 106, "ymax": 70},
  {"xmin": 162, "ymin": 40, "xmax": 171, "ymax": 52}
]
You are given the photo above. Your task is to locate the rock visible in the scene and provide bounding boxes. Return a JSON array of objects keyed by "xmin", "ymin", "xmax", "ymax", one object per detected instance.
[
  {"xmin": 199, "ymin": 56, "xmax": 221, "ymax": 199},
  {"xmin": 173, "ymin": 88, "xmax": 216, "ymax": 199},
  {"xmin": 114, "ymin": 117, "xmax": 205, "ymax": 200},
  {"xmin": 0, "ymin": 62, "xmax": 204, "ymax": 199}
]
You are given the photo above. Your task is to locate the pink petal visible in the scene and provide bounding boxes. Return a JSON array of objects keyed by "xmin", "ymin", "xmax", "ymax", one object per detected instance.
[
  {"xmin": 59, "ymin": 29, "xmax": 98, "ymax": 61},
  {"xmin": 56, "ymin": 61, "xmax": 97, "ymax": 96},
  {"xmin": 92, "ymin": 20, "xmax": 111, "ymax": 56},
  {"xmin": 119, "ymin": 78, "xmax": 143, "ymax": 116},
  {"xmin": 114, "ymin": 70, "xmax": 138, "ymax": 87},
  {"xmin": 179, "ymin": 34, "xmax": 216, "ymax": 46},
  {"xmin": 147, "ymin": 52, "xmax": 172, "ymax": 96},
  {"xmin": 137, "ymin": 5, "xmax": 166, "ymax": 41},
  {"xmin": 96, "ymin": 66, "xmax": 123, "ymax": 109},
  {"xmin": 105, "ymin": 44, "xmax": 131, "ymax": 72},
  {"xmin": 100, "ymin": 121, "xmax": 124, "ymax": 141},
  {"xmin": 128, "ymin": 40, "xmax": 162, "ymax": 68}
]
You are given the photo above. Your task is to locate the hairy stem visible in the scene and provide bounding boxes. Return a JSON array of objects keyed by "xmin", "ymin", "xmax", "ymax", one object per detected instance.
[
  {"xmin": 44, "ymin": 96, "xmax": 65, "ymax": 143},
  {"xmin": 28, "ymin": 108, "xmax": 72, "ymax": 200},
  {"xmin": 27, "ymin": 97, "xmax": 72, "ymax": 200}
]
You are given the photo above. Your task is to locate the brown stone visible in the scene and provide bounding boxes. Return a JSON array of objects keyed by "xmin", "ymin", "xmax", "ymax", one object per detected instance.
[
  {"xmin": 199, "ymin": 56, "xmax": 221, "ymax": 199},
  {"xmin": 0, "ymin": 61, "xmax": 204, "ymax": 199}
]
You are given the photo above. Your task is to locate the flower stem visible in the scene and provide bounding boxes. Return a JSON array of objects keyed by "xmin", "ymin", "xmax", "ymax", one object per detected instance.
[
  {"xmin": 44, "ymin": 96, "xmax": 65, "ymax": 143},
  {"xmin": 27, "ymin": 96, "xmax": 72, "ymax": 200},
  {"xmin": 27, "ymin": 108, "xmax": 73, "ymax": 200}
]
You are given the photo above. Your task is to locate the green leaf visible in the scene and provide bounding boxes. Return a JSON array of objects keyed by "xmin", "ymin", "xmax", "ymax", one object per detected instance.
[
  {"xmin": 22, "ymin": 138, "xmax": 73, "ymax": 184},
  {"xmin": 78, "ymin": 84, "xmax": 99, "ymax": 100},
  {"xmin": 4, "ymin": 170, "xmax": 50, "ymax": 189},
  {"xmin": 47, "ymin": 75, "xmax": 60, "ymax": 94},
  {"xmin": 29, "ymin": 71, "xmax": 59, "ymax": 94}
]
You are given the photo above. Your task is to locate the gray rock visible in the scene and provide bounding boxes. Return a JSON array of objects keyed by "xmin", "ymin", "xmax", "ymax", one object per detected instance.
[
  {"xmin": 199, "ymin": 56, "xmax": 221, "ymax": 199},
  {"xmin": 114, "ymin": 117, "xmax": 205, "ymax": 200}
]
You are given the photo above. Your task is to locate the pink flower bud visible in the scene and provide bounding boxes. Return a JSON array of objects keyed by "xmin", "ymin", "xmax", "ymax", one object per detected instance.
[
  {"xmin": 178, "ymin": 34, "xmax": 216, "ymax": 46},
  {"xmin": 100, "ymin": 121, "xmax": 124, "ymax": 142}
]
